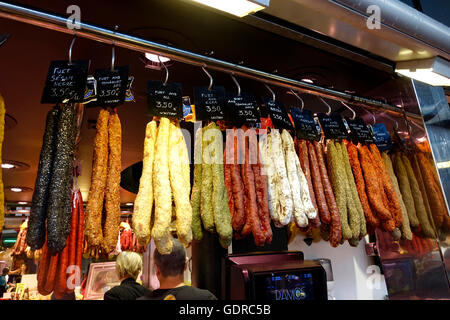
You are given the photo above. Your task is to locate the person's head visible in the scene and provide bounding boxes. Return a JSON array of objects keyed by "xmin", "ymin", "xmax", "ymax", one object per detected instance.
[
  {"xmin": 20, "ymin": 263, "xmax": 27, "ymax": 274},
  {"xmin": 153, "ymin": 239, "xmax": 187, "ymax": 280},
  {"xmin": 2, "ymin": 267, "xmax": 9, "ymax": 276},
  {"xmin": 115, "ymin": 251, "xmax": 143, "ymax": 281}
]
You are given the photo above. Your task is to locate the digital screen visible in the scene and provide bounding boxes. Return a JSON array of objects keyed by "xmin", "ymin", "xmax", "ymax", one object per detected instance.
[{"xmin": 260, "ymin": 273, "xmax": 315, "ymax": 300}]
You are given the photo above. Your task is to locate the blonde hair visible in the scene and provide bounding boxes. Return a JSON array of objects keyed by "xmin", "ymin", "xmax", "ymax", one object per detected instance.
[{"xmin": 115, "ymin": 251, "xmax": 143, "ymax": 280}]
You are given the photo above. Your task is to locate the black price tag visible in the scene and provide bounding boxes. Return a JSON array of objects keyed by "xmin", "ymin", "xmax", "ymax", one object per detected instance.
[
  {"xmin": 94, "ymin": 66, "xmax": 129, "ymax": 106},
  {"xmin": 317, "ymin": 112, "xmax": 348, "ymax": 140},
  {"xmin": 372, "ymin": 123, "xmax": 393, "ymax": 151},
  {"xmin": 147, "ymin": 81, "xmax": 183, "ymax": 118},
  {"xmin": 290, "ymin": 107, "xmax": 321, "ymax": 141},
  {"xmin": 226, "ymin": 92, "xmax": 260, "ymax": 124},
  {"xmin": 346, "ymin": 117, "xmax": 375, "ymax": 144},
  {"xmin": 41, "ymin": 60, "xmax": 90, "ymax": 104},
  {"xmin": 194, "ymin": 86, "xmax": 226, "ymax": 121},
  {"xmin": 265, "ymin": 99, "xmax": 293, "ymax": 130}
]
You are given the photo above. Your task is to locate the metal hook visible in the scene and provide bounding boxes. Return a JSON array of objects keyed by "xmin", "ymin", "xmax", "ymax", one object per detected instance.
[
  {"xmin": 158, "ymin": 55, "xmax": 169, "ymax": 86},
  {"xmin": 408, "ymin": 118, "xmax": 425, "ymax": 132},
  {"xmin": 360, "ymin": 106, "xmax": 376, "ymax": 126},
  {"xmin": 341, "ymin": 101, "xmax": 356, "ymax": 120},
  {"xmin": 264, "ymin": 84, "xmax": 275, "ymax": 102},
  {"xmin": 68, "ymin": 33, "xmax": 76, "ymax": 65},
  {"xmin": 201, "ymin": 65, "xmax": 213, "ymax": 91},
  {"xmin": 111, "ymin": 45, "xmax": 115, "ymax": 71},
  {"xmin": 381, "ymin": 112, "xmax": 399, "ymax": 131},
  {"xmin": 289, "ymin": 89, "xmax": 304, "ymax": 111},
  {"xmin": 111, "ymin": 25, "xmax": 118, "ymax": 72},
  {"xmin": 231, "ymin": 73, "xmax": 241, "ymax": 96},
  {"xmin": 318, "ymin": 97, "xmax": 332, "ymax": 115}
]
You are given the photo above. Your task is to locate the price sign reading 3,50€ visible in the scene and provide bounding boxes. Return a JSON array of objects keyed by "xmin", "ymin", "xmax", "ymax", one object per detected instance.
[
  {"xmin": 194, "ymin": 86, "xmax": 226, "ymax": 121},
  {"xmin": 147, "ymin": 81, "xmax": 183, "ymax": 118},
  {"xmin": 41, "ymin": 60, "xmax": 90, "ymax": 104}
]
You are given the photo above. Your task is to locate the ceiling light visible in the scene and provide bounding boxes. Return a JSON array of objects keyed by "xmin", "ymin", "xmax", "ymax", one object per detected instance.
[
  {"xmin": 437, "ymin": 161, "xmax": 450, "ymax": 169},
  {"xmin": 17, "ymin": 201, "xmax": 28, "ymax": 205},
  {"xmin": 6, "ymin": 186, "xmax": 32, "ymax": 193},
  {"xmin": 1, "ymin": 160, "xmax": 30, "ymax": 171},
  {"xmin": 301, "ymin": 78, "xmax": 314, "ymax": 84},
  {"xmin": 144, "ymin": 53, "xmax": 170, "ymax": 63},
  {"xmin": 395, "ymin": 56, "xmax": 450, "ymax": 86},
  {"xmin": 125, "ymin": 202, "xmax": 134, "ymax": 206},
  {"xmin": 189, "ymin": 0, "xmax": 269, "ymax": 17}
]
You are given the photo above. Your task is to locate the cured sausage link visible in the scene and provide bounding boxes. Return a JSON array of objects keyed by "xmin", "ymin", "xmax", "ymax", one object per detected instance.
[
  {"xmin": 85, "ymin": 109, "xmax": 109, "ymax": 247},
  {"xmin": 28, "ymin": 107, "xmax": 60, "ymax": 250},
  {"xmin": 313, "ymin": 140, "xmax": 341, "ymax": 246}
]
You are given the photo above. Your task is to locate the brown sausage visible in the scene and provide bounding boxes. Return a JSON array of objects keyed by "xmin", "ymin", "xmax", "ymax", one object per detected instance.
[
  {"xmin": 230, "ymin": 128, "xmax": 246, "ymax": 233},
  {"xmin": 357, "ymin": 144, "xmax": 394, "ymax": 228},
  {"xmin": 37, "ymin": 241, "xmax": 52, "ymax": 296},
  {"xmin": 347, "ymin": 142, "xmax": 380, "ymax": 228},
  {"xmin": 369, "ymin": 144, "xmax": 403, "ymax": 228},
  {"xmin": 252, "ymin": 138, "xmax": 273, "ymax": 244},
  {"xmin": 313, "ymin": 140, "xmax": 341, "ymax": 247},
  {"xmin": 297, "ymin": 139, "xmax": 321, "ymax": 228},
  {"xmin": 240, "ymin": 133, "xmax": 265, "ymax": 246}
]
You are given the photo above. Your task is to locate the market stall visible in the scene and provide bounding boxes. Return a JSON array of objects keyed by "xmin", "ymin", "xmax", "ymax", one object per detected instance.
[{"xmin": 0, "ymin": 0, "xmax": 449, "ymax": 301}]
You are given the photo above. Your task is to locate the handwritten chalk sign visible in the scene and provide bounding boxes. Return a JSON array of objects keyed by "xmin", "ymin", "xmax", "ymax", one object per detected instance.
[
  {"xmin": 317, "ymin": 112, "xmax": 349, "ymax": 140},
  {"xmin": 194, "ymin": 86, "xmax": 226, "ymax": 121},
  {"xmin": 346, "ymin": 117, "xmax": 375, "ymax": 144},
  {"xmin": 265, "ymin": 99, "xmax": 293, "ymax": 130},
  {"xmin": 147, "ymin": 80, "xmax": 183, "ymax": 118},
  {"xmin": 226, "ymin": 92, "xmax": 260, "ymax": 124},
  {"xmin": 41, "ymin": 60, "xmax": 90, "ymax": 104},
  {"xmin": 290, "ymin": 107, "xmax": 321, "ymax": 141},
  {"xmin": 94, "ymin": 66, "xmax": 129, "ymax": 106}
]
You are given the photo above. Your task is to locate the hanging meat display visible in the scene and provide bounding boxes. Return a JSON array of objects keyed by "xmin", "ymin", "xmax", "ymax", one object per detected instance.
[
  {"xmin": 11, "ymin": 219, "xmax": 42, "ymax": 258},
  {"xmin": 132, "ymin": 117, "xmax": 194, "ymax": 254},
  {"xmin": 27, "ymin": 104, "xmax": 78, "ymax": 254},
  {"xmin": 132, "ymin": 120, "xmax": 157, "ymax": 246},
  {"xmin": 189, "ymin": 122, "xmax": 232, "ymax": 248},
  {"xmin": 84, "ymin": 108, "xmax": 122, "ymax": 256},
  {"xmin": 37, "ymin": 189, "xmax": 84, "ymax": 298},
  {"xmin": 230, "ymin": 126, "xmax": 271, "ymax": 246}
]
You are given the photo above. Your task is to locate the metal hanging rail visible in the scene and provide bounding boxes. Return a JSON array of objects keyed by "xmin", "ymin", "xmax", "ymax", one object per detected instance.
[{"xmin": 0, "ymin": 1, "xmax": 422, "ymax": 120}]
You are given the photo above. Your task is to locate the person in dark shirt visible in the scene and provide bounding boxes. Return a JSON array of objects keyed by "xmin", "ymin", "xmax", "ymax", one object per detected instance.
[
  {"xmin": 138, "ymin": 239, "xmax": 217, "ymax": 300},
  {"xmin": 104, "ymin": 251, "xmax": 151, "ymax": 300}
]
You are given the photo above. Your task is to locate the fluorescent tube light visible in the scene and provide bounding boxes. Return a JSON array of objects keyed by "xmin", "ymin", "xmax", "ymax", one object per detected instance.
[
  {"xmin": 437, "ymin": 161, "xmax": 450, "ymax": 169},
  {"xmin": 189, "ymin": 0, "xmax": 269, "ymax": 17},
  {"xmin": 395, "ymin": 56, "xmax": 450, "ymax": 87}
]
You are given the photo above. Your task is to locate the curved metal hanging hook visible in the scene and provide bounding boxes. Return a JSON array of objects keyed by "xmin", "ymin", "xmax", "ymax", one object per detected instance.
[
  {"xmin": 360, "ymin": 106, "xmax": 376, "ymax": 126},
  {"xmin": 264, "ymin": 83, "xmax": 275, "ymax": 102},
  {"xmin": 111, "ymin": 44, "xmax": 115, "ymax": 71},
  {"xmin": 201, "ymin": 65, "xmax": 213, "ymax": 91},
  {"xmin": 289, "ymin": 89, "xmax": 304, "ymax": 111},
  {"xmin": 230, "ymin": 73, "xmax": 241, "ymax": 96},
  {"xmin": 158, "ymin": 55, "xmax": 169, "ymax": 86},
  {"xmin": 111, "ymin": 25, "xmax": 118, "ymax": 72},
  {"xmin": 318, "ymin": 97, "xmax": 332, "ymax": 115},
  {"xmin": 381, "ymin": 112, "xmax": 399, "ymax": 131},
  {"xmin": 341, "ymin": 101, "xmax": 356, "ymax": 120},
  {"xmin": 68, "ymin": 33, "xmax": 76, "ymax": 65}
]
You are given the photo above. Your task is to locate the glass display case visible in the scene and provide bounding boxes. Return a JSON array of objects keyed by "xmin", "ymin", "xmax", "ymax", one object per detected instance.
[{"xmin": 84, "ymin": 262, "xmax": 120, "ymax": 300}]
